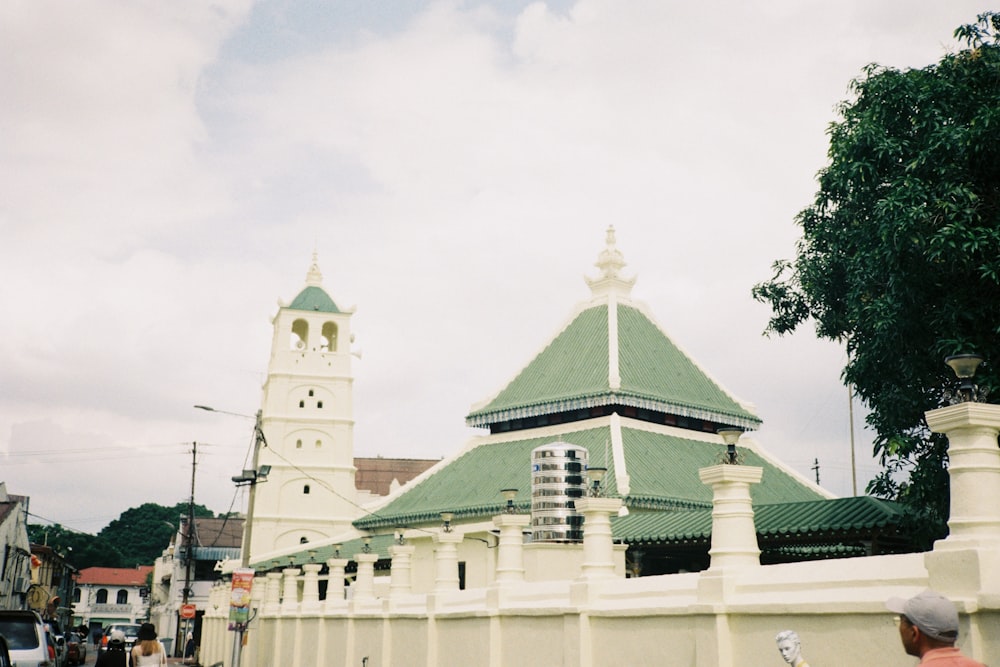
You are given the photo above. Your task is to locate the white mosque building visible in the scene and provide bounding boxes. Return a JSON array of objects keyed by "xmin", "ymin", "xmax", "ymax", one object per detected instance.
[{"xmin": 196, "ymin": 230, "xmax": 1000, "ymax": 666}]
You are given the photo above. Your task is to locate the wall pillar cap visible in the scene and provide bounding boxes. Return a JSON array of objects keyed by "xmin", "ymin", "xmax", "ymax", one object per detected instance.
[
  {"xmin": 926, "ymin": 402, "xmax": 1000, "ymax": 433},
  {"xmin": 433, "ymin": 531, "xmax": 464, "ymax": 545},
  {"xmin": 575, "ymin": 497, "xmax": 623, "ymax": 513},
  {"xmin": 354, "ymin": 552, "xmax": 379, "ymax": 564},
  {"xmin": 698, "ymin": 464, "xmax": 763, "ymax": 485},
  {"xmin": 388, "ymin": 543, "xmax": 416, "ymax": 556},
  {"xmin": 493, "ymin": 514, "xmax": 531, "ymax": 529}
]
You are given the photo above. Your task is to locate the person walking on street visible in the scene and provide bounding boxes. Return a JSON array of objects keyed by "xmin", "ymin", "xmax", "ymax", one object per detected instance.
[
  {"xmin": 887, "ymin": 589, "xmax": 986, "ymax": 666},
  {"xmin": 94, "ymin": 630, "xmax": 127, "ymax": 667},
  {"xmin": 131, "ymin": 622, "xmax": 168, "ymax": 667}
]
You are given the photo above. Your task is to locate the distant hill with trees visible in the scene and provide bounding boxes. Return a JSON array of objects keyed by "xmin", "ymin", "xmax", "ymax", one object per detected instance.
[{"xmin": 29, "ymin": 501, "xmax": 217, "ymax": 569}]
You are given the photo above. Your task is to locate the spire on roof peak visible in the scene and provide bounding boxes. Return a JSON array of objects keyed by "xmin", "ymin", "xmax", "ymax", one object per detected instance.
[
  {"xmin": 305, "ymin": 251, "xmax": 323, "ymax": 287},
  {"xmin": 585, "ymin": 225, "xmax": 636, "ymax": 298}
]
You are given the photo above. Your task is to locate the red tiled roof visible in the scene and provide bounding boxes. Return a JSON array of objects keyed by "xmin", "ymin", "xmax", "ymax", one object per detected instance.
[
  {"xmin": 77, "ymin": 566, "xmax": 153, "ymax": 586},
  {"xmin": 354, "ymin": 457, "xmax": 439, "ymax": 496}
]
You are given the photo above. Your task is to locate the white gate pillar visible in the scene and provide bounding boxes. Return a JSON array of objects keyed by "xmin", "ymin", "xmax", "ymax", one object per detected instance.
[{"xmin": 493, "ymin": 513, "xmax": 531, "ymax": 584}]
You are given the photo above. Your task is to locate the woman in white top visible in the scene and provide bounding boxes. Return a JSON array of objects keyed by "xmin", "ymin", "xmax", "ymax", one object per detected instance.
[{"xmin": 131, "ymin": 622, "xmax": 167, "ymax": 667}]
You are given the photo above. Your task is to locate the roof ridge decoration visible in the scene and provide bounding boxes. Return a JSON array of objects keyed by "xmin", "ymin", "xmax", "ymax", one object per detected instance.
[
  {"xmin": 285, "ymin": 252, "xmax": 341, "ymax": 313},
  {"xmin": 585, "ymin": 225, "xmax": 636, "ymax": 300},
  {"xmin": 305, "ymin": 250, "xmax": 323, "ymax": 287}
]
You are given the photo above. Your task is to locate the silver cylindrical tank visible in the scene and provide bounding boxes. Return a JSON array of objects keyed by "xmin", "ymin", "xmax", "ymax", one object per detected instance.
[{"xmin": 531, "ymin": 441, "xmax": 588, "ymax": 542}]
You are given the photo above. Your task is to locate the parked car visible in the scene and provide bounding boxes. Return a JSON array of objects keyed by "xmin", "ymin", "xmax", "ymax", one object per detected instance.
[
  {"xmin": 66, "ymin": 632, "xmax": 87, "ymax": 665},
  {"xmin": 47, "ymin": 627, "xmax": 67, "ymax": 667},
  {"xmin": 0, "ymin": 635, "xmax": 13, "ymax": 667},
  {"xmin": 0, "ymin": 609, "xmax": 55, "ymax": 667},
  {"xmin": 97, "ymin": 623, "xmax": 141, "ymax": 655}
]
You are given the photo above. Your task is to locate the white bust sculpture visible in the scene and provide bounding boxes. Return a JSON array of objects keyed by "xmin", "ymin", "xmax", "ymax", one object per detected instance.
[{"xmin": 775, "ymin": 630, "xmax": 810, "ymax": 667}]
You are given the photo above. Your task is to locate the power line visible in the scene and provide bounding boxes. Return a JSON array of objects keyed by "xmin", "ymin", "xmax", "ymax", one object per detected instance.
[{"xmin": 25, "ymin": 511, "xmax": 96, "ymax": 536}]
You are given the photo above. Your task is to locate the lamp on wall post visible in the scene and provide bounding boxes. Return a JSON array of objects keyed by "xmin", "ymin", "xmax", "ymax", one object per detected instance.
[
  {"xmin": 717, "ymin": 427, "xmax": 745, "ymax": 465},
  {"xmin": 944, "ymin": 354, "xmax": 986, "ymax": 403},
  {"xmin": 586, "ymin": 467, "xmax": 607, "ymax": 497}
]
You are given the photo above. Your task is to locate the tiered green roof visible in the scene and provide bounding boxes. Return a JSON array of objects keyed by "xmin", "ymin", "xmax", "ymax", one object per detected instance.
[
  {"xmin": 354, "ymin": 424, "xmax": 824, "ymax": 531},
  {"xmin": 466, "ymin": 303, "xmax": 759, "ymax": 430}
]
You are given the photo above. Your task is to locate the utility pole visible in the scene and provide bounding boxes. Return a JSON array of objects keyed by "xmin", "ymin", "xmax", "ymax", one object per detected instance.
[
  {"xmin": 848, "ymin": 385, "xmax": 858, "ymax": 496},
  {"xmin": 232, "ymin": 411, "xmax": 265, "ymax": 667},
  {"xmin": 811, "ymin": 458, "xmax": 820, "ymax": 485},
  {"xmin": 182, "ymin": 442, "xmax": 197, "ymax": 658},
  {"xmin": 241, "ymin": 411, "xmax": 263, "ymax": 568}
]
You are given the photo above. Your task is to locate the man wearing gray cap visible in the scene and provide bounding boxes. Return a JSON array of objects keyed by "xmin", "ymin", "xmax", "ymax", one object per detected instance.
[{"xmin": 886, "ymin": 589, "xmax": 985, "ymax": 665}]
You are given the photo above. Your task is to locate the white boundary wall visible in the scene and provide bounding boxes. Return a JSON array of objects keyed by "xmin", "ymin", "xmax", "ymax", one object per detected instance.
[{"xmin": 198, "ymin": 403, "xmax": 1000, "ymax": 667}]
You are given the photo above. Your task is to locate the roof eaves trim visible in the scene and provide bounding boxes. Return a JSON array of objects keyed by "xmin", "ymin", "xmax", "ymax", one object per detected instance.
[
  {"xmin": 354, "ymin": 504, "xmax": 513, "ymax": 531},
  {"xmin": 466, "ymin": 392, "xmax": 761, "ymax": 430}
]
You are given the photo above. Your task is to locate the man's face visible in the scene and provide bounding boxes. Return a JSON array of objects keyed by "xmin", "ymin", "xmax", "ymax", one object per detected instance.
[
  {"xmin": 898, "ymin": 616, "xmax": 919, "ymax": 657},
  {"xmin": 777, "ymin": 639, "xmax": 800, "ymax": 663}
]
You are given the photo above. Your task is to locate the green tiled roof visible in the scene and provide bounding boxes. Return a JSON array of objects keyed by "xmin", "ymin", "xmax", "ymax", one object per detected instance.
[
  {"xmin": 467, "ymin": 307, "xmax": 610, "ymax": 425},
  {"xmin": 354, "ymin": 429, "xmax": 612, "ymax": 531},
  {"xmin": 610, "ymin": 495, "xmax": 905, "ymax": 545},
  {"xmin": 250, "ymin": 533, "xmax": 398, "ymax": 570},
  {"xmin": 619, "ymin": 427, "xmax": 823, "ymax": 509},
  {"xmin": 466, "ymin": 303, "xmax": 760, "ymax": 429},
  {"xmin": 616, "ymin": 306, "xmax": 758, "ymax": 426},
  {"xmin": 354, "ymin": 424, "xmax": 824, "ymax": 531},
  {"xmin": 288, "ymin": 285, "xmax": 340, "ymax": 313}
]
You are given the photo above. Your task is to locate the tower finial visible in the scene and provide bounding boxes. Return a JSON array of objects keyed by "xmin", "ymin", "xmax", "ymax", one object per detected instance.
[
  {"xmin": 306, "ymin": 251, "xmax": 323, "ymax": 287},
  {"xmin": 585, "ymin": 226, "xmax": 635, "ymax": 298}
]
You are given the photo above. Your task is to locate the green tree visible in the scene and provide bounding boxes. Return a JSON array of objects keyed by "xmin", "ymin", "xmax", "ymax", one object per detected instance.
[
  {"xmin": 99, "ymin": 502, "xmax": 215, "ymax": 566},
  {"xmin": 752, "ymin": 13, "xmax": 1000, "ymax": 548},
  {"xmin": 27, "ymin": 524, "xmax": 126, "ymax": 569}
]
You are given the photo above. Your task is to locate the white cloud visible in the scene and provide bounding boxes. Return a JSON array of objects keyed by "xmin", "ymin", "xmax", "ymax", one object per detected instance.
[{"xmin": 0, "ymin": 0, "xmax": 988, "ymax": 534}]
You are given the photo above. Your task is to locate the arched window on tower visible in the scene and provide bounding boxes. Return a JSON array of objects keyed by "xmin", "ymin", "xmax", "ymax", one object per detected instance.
[
  {"xmin": 321, "ymin": 322, "xmax": 338, "ymax": 352},
  {"xmin": 303, "ymin": 485, "xmax": 311, "ymax": 494},
  {"xmin": 291, "ymin": 319, "xmax": 309, "ymax": 351}
]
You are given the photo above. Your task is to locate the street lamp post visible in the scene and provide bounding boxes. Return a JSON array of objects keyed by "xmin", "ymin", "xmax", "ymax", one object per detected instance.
[
  {"xmin": 232, "ymin": 410, "xmax": 266, "ymax": 568},
  {"xmin": 194, "ymin": 405, "xmax": 268, "ymax": 667}
]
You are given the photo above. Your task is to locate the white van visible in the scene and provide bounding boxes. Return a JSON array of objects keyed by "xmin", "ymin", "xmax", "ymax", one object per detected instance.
[{"xmin": 0, "ymin": 610, "xmax": 55, "ymax": 667}]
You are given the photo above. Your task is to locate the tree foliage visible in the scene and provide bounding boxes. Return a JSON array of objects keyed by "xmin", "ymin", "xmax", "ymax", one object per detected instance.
[
  {"xmin": 27, "ymin": 524, "xmax": 126, "ymax": 570},
  {"xmin": 29, "ymin": 502, "xmax": 218, "ymax": 571},
  {"xmin": 99, "ymin": 502, "xmax": 215, "ymax": 567},
  {"xmin": 752, "ymin": 13, "xmax": 1000, "ymax": 548}
]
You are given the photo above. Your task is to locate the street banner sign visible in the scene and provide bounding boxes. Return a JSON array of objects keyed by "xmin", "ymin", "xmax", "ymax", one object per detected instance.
[{"xmin": 229, "ymin": 568, "xmax": 255, "ymax": 626}]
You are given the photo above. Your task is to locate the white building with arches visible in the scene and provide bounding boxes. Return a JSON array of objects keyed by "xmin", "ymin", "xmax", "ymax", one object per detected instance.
[{"xmin": 73, "ymin": 565, "xmax": 152, "ymax": 636}]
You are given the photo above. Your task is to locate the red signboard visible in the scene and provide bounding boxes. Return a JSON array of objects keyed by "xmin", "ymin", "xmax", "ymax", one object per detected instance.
[{"xmin": 180, "ymin": 604, "xmax": 196, "ymax": 619}]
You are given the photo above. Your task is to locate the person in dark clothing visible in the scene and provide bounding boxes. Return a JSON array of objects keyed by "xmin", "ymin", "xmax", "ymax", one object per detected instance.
[
  {"xmin": 94, "ymin": 629, "xmax": 128, "ymax": 667},
  {"xmin": 184, "ymin": 631, "xmax": 197, "ymax": 663}
]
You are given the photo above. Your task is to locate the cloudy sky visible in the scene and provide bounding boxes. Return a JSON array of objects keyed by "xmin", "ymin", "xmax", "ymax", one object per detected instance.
[{"xmin": 1, "ymin": 0, "xmax": 989, "ymax": 535}]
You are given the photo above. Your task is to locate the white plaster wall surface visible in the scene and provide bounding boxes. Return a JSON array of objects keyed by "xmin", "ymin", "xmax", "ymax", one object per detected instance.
[{"xmin": 197, "ymin": 550, "xmax": 1000, "ymax": 667}]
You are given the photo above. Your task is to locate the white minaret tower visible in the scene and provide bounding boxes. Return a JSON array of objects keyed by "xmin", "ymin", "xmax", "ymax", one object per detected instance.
[{"xmin": 250, "ymin": 254, "xmax": 359, "ymax": 557}]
